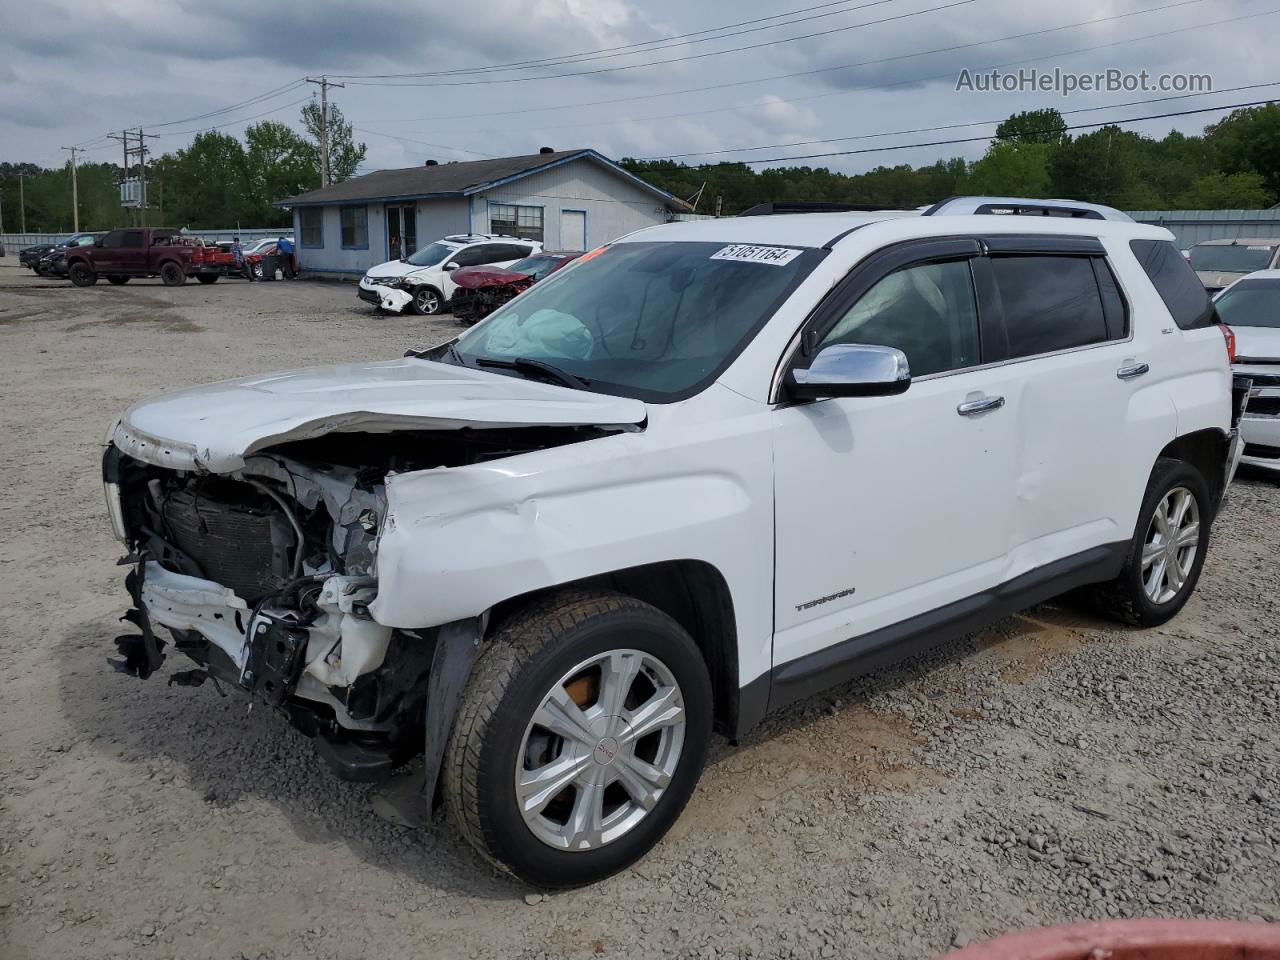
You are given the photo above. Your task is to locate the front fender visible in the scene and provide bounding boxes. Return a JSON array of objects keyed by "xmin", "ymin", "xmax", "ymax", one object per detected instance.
[{"xmin": 366, "ymin": 404, "xmax": 777, "ymax": 689}]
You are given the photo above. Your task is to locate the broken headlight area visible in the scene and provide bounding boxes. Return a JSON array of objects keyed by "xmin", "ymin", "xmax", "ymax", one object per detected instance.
[{"xmin": 103, "ymin": 424, "xmax": 610, "ymax": 780}]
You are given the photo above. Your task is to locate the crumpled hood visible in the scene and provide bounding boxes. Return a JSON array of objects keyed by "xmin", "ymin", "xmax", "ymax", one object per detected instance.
[
  {"xmin": 1233, "ymin": 325, "xmax": 1280, "ymax": 363},
  {"xmin": 112, "ymin": 357, "xmax": 646, "ymax": 473},
  {"xmin": 364, "ymin": 259, "xmax": 437, "ymax": 282},
  {"xmin": 451, "ymin": 266, "xmax": 528, "ymax": 290}
]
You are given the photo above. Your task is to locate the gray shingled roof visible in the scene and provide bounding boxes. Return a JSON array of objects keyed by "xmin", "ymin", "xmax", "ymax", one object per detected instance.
[{"xmin": 279, "ymin": 149, "xmax": 687, "ymax": 209}]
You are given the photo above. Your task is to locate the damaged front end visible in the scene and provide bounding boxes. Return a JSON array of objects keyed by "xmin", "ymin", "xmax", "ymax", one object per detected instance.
[
  {"xmin": 103, "ymin": 442, "xmax": 433, "ymax": 780},
  {"xmin": 99, "ymin": 357, "xmax": 647, "ymax": 783}
]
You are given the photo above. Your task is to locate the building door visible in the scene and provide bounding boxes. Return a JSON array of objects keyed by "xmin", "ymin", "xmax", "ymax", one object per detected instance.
[
  {"xmin": 560, "ymin": 209, "xmax": 586, "ymax": 251},
  {"xmin": 386, "ymin": 204, "xmax": 417, "ymax": 261}
]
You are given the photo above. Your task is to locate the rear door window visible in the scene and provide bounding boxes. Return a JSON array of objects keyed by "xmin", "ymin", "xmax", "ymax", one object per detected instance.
[
  {"xmin": 1131, "ymin": 239, "xmax": 1216, "ymax": 330},
  {"xmin": 121, "ymin": 230, "xmax": 145, "ymax": 249},
  {"xmin": 990, "ymin": 256, "xmax": 1109, "ymax": 358}
]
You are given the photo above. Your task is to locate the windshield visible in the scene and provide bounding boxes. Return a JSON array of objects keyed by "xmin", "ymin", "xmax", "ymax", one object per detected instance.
[
  {"xmin": 1214, "ymin": 280, "xmax": 1280, "ymax": 329},
  {"xmin": 1190, "ymin": 244, "xmax": 1277, "ymax": 274},
  {"xmin": 507, "ymin": 255, "xmax": 566, "ymax": 280},
  {"xmin": 449, "ymin": 241, "xmax": 820, "ymax": 401},
  {"xmin": 405, "ymin": 241, "xmax": 459, "ymax": 266}
]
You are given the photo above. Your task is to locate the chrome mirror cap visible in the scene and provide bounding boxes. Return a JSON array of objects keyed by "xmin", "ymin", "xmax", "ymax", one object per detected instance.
[{"xmin": 788, "ymin": 343, "xmax": 911, "ymax": 399}]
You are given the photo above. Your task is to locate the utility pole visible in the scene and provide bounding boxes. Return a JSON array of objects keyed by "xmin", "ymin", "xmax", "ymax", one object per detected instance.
[
  {"xmin": 305, "ymin": 76, "xmax": 345, "ymax": 187},
  {"xmin": 62, "ymin": 146, "xmax": 80, "ymax": 231},
  {"xmin": 108, "ymin": 129, "xmax": 158, "ymax": 225},
  {"xmin": 18, "ymin": 172, "xmax": 25, "ymax": 234}
]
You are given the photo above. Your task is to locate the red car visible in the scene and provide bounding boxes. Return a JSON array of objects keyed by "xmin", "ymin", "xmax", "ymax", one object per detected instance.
[{"xmin": 447, "ymin": 251, "xmax": 581, "ymax": 323}]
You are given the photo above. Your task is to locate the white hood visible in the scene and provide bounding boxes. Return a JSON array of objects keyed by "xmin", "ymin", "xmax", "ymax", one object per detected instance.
[
  {"xmin": 364, "ymin": 259, "xmax": 422, "ymax": 281},
  {"xmin": 111, "ymin": 357, "xmax": 646, "ymax": 473},
  {"xmin": 1233, "ymin": 324, "xmax": 1280, "ymax": 363}
]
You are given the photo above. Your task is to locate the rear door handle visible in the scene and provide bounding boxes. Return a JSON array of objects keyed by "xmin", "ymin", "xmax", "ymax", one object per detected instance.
[
  {"xmin": 1117, "ymin": 361, "xmax": 1150, "ymax": 381},
  {"xmin": 957, "ymin": 395, "xmax": 1005, "ymax": 416}
]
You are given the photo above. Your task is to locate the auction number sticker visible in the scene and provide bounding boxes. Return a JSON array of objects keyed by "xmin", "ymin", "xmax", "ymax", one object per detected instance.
[{"xmin": 710, "ymin": 244, "xmax": 802, "ymax": 266}]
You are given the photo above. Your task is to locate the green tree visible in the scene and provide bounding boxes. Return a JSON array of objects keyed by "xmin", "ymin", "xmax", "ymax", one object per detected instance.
[
  {"xmin": 964, "ymin": 141, "xmax": 1052, "ymax": 196},
  {"xmin": 244, "ymin": 120, "xmax": 316, "ymax": 223},
  {"xmin": 1205, "ymin": 105, "xmax": 1280, "ymax": 200},
  {"xmin": 1048, "ymin": 126, "xmax": 1163, "ymax": 208},
  {"xmin": 161, "ymin": 131, "xmax": 250, "ymax": 228},
  {"xmin": 995, "ymin": 108, "xmax": 1068, "ymax": 145},
  {"xmin": 1173, "ymin": 171, "xmax": 1271, "ymax": 209},
  {"xmin": 300, "ymin": 100, "xmax": 367, "ymax": 184}
]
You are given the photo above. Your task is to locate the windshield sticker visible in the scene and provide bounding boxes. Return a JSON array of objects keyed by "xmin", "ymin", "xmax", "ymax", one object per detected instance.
[
  {"xmin": 1247, "ymin": 245, "xmax": 1273, "ymax": 251},
  {"xmin": 710, "ymin": 244, "xmax": 802, "ymax": 266}
]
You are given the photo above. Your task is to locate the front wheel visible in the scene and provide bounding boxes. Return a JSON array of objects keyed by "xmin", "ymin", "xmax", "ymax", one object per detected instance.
[
  {"xmin": 68, "ymin": 262, "xmax": 97, "ymax": 287},
  {"xmin": 443, "ymin": 591, "xmax": 712, "ymax": 888},
  {"xmin": 1083, "ymin": 458, "xmax": 1211, "ymax": 627},
  {"xmin": 159, "ymin": 261, "xmax": 186, "ymax": 286},
  {"xmin": 409, "ymin": 286, "xmax": 443, "ymax": 315}
]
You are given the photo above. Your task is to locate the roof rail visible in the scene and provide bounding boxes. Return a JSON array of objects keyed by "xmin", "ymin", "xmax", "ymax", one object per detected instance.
[
  {"xmin": 922, "ymin": 196, "xmax": 1132, "ymax": 222},
  {"xmin": 740, "ymin": 201, "xmax": 914, "ymax": 216}
]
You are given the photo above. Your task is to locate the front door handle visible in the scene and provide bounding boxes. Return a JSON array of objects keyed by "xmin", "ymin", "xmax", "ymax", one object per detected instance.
[
  {"xmin": 1117, "ymin": 361, "xmax": 1150, "ymax": 381},
  {"xmin": 957, "ymin": 394, "xmax": 1005, "ymax": 416}
]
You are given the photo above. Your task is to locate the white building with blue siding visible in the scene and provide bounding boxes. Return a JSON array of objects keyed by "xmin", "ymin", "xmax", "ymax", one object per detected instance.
[{"xmin": 277, "ymin": 148, "xmax": 689, "ymax": 276}]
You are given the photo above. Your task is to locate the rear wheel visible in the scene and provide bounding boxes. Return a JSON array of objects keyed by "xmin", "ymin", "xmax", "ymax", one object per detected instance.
[
  {"xmin": 409, "ymin": 286, "xmax": 443, "ymax": 315},
  {"xmin": 1083, "ymin": 458, "xmax": 1211, "ymax": 627},
  {"xmin": 196, "ymin": 274, "xmax": 218, "ymax": 285},
  {"xmin": 68, "ymin": 262, "xmax": 97, "ymax": 287},
  {"xmin": 159, "ymin": 261, "xmax": 186, "ymax": 286},
  {"xmin": 443, "ymin": 590, "xmax": 712, "ymax": 887},
  {"xmin": 106, "ymin": 276, "xmax": 130, "ymax": 286}
]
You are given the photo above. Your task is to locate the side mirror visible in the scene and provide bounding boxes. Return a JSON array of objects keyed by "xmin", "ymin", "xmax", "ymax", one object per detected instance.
[
  {"xmin": 443, "ymin": 261, "xmax": 459, "ymax": 271},
  {"xmin": 787, "ymin": 344, "xmax": 911, "ymax": 400}
]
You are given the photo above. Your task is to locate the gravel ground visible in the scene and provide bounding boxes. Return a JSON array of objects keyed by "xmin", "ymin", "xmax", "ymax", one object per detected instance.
[{"xmin": 1, "ymin": 260, "xmax": 1277, "ymax": 960}]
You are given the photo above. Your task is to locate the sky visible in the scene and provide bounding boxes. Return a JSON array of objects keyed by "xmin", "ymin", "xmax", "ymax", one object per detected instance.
[{"xmin": 1, "ymin": 0, "xmax": 1276, "ymax": 184}]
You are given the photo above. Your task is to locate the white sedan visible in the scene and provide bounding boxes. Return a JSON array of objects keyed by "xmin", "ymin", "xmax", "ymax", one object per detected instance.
[{"xmin": 1215, "ymin": 270, "xmax": 1280, "ymax": 474}]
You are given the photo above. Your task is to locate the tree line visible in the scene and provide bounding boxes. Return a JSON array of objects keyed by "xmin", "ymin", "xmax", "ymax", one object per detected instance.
[
  {"xmin": 0, "ymin": 103, "xmax": 366, "ymax": 234},
  {"xmin": 620, "ymin": 105, "xmax": 1280, "ymax": 215},
  {"xmin": 4, "ymin": 104, "xmax": 1277, "ymax": 235}
]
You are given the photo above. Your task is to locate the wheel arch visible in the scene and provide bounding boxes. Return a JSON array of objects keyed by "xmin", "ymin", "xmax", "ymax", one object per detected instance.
[
  {"xmin": 1158, "ymin": 427, "xmax": 1229, "ymax": 518},
  {"xmin": 486, "ymin": 559, "xmax": 741, "ymax": 737}
]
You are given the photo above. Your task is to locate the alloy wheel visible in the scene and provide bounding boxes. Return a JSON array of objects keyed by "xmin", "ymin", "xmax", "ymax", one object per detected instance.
[
  {"xmin": 416, "ymin": 289, "xmax": 439, "ymax": 314},
  {"xmin": 516, "ymin": 649, "xmax": 686, "ymax": 852},
  {"xmin": 1141, "ymin": 486, "xmax": 1200, "ymax": 604}
]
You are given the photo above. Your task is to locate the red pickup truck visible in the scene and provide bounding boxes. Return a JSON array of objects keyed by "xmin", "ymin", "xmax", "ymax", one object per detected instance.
[{"xmin": 65, "ymin": 228, "xmax": 224, "ymax": 287}]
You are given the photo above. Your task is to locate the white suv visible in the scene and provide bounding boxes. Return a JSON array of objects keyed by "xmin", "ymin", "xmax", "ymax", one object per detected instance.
[
  {"xmin": 358, "ymin": 234, "xmax": 542, "ymax": 315},
  {"xmin": 102, "ymin": 197, "xmax": 1244, "ymax": 887}
]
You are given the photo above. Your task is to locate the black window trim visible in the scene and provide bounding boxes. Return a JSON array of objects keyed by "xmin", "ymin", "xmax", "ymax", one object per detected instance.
[
  {"xmin": 774, "ymin": 237, "xmax": 985, "ymax": 402},
  {"xmin": 772, "ymin": 234, "xmax": 1133, "ymax": 403}
]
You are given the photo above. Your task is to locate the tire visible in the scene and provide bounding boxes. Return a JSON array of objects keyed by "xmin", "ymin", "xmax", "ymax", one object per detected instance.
[
  {"xmin": 196, "ymin": 274, "xmax": 219, "ymax": 285},
  {"xmin": 68, "ymin": 261, "xmax": 97, "ymax": 287},
  {"xmin": 1082, "ymin": 458, "xmax": 1212, "ymax": 627},
  {"xmin": 253, "ymin": 263, "xmax": 264, "ymax": 280},
  {"xmin": 443, "ymin": 590, "xmax": 712, "ymax": 888},
  {"xmin": 106, "ymin": 276, "xmax": 130, "ymax": 286},
  {"xmin": 159, "ymin": 261, "xmax": 186, "ymax": 286},
  {"xmin": 409, "ymin": 286, "xmax": 444, "ymax": 316}
]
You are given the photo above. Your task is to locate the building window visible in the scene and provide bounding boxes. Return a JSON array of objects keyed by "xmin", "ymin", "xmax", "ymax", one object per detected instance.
[
  {"xmin": 489, "ymin": 203, "xmax": 544, "ymax": 242},
  {"xmin": 300, "ymin": 208, "xmax": 323, "ymax": 248},
  {"xmin": 340, "ymin": 205, "xmax": 368, "ymax": 249}
]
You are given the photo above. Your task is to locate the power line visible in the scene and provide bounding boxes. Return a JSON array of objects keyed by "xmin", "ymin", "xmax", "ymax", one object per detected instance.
[
  {"xmin": 727, "ymin": 95, "xmax": 1280, "ymax": 166},
  {"xmin": 363, "ymin": 0, "xmax": 1213, "ymax": 123},
  {"xmin": 351, "ymin": 127, "xmax": 495, "ymax": 159},
  {"xmin": 154, "ymin": 96, "xmax": 313, "ymax": 138},
  {"xmin": 331, "ymin": 0, "xmax": 910, "ymax": 80},
  {"xmin": 643, "ymin": 80, "xmax": 1280, "ymax": 161},
  {"xmin": 338, "ymin": 0, "xmax": 978, "ymax": 87}
]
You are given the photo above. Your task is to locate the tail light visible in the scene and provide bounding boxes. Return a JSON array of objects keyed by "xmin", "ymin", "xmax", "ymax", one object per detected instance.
[{"xmin": 1220, "ymin": 323, "xmax": 1237, "ymax": 364}]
